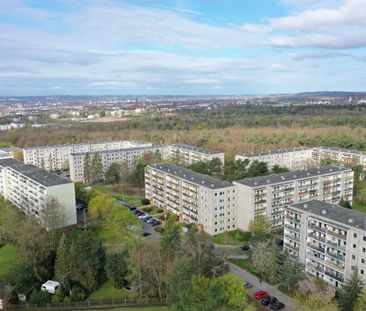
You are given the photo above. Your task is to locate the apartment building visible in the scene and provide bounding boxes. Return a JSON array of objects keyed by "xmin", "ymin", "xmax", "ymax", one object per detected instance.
[
  {"xmin": 235, "ymin": 147, "xmax": 313, "ymax": 170},
  {"xmin": 284, "ymin": 200, "xmax": 366, "ymax": 288},
  {"xmin": 145, "ymin": 163, "xmax": 237, "ymax": 235},
  {"xmin": 312, "ymin": 147, "xmax": 366, "ymax": 169},
  {"xmin": 0, "ymin": 158, "xmax": 77, "ymax": 228},
  {"xmin": 168, "ymin": 144, "xmax": 225, "ymax": 165},
  {"xmin": 233, "ymin": 166, "xmax": 354, "ymax": 231},
  {"xmin": 23, "ymin": 140, "xmax": 151, "ymax": 171},
  {"xmin": 69, "ymin": 145, "xmax": 169, "ymax": 182}
]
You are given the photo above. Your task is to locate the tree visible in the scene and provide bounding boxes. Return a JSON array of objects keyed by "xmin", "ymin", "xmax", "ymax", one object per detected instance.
[
  {"xmin": 83, "ymin": 153, "xmax": 91, "ymax": 183},
  {"xmin": 90, "ymin": 153, "xmax": 103, "ymax": 183},
  {"xmin": 88, "ymin": 194, "xmax": 115, "ymax": 221},
  {"xmin": 247, "ymin": 161, "xmax": 269, "ymax": 177},
  {"xmin": 354, "ymin": 287, "xmax": 366, "ymax": 311},
  {"xmin": 161, "ymin": 219, "xmax": 181, "ymax": 260},
  {"xmin": 272, "ymin": 164, "xmax": 289, "ymax": 174},
  {"xmin": 0, "ymin": 197, "xmax": 21, "ymax": 242},
  {"xmin": 251, "ymin": 239, "xmax": 278, "ymax": 282},
  {"xmin": 249, "ymin": 214, "xmax": 271, "ymax": 237},
  {"xmin": 279, "ymin": 251, "xmax": 305, "ymax": 294},
  {"xmin": 339, "ymin": 197, "xmax": 352, "ymax": 209},
  {"xmin": 105, "ymin": 163, "xmax": 121, "ymax": 184},
  {"xmin": 55, "ymin": 234, "xmax": 71, "ymax": 280},
  {"xmin": 338, "ymin": 269, "xmax": 363, "ymax": 311},
  {"xmin": 105, "ymin": 250, "xmax": 129, "ymax": 288},
  {"xmin": 141, "ymin": 198, "xmax": 150, "ymax": 205}
]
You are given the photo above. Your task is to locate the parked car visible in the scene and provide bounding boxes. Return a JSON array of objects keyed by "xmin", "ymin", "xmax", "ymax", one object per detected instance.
[
  {"xmin": 129, "ymin": 207, "xmax": 137, "ymax": 211},
  {"xmin": 138, "ymin": 213, "xmax": 146, "ymax": 219},
  {"xmin": 243, "ymin": 281, "xmax": 252, "ymax": 289},
  {"xmin": 147, "ymin": 218, "xmax": 156, "ymax": 224},
  {"xmin": 254, "ymin": 291, "xmax": 269, "ymax": 300},
  {"xmin": 151, "ymin": 220, "xmax": 161, "ymax": 227},
  {"xmin": 131, "ymin": 209, "xmax": 140, "ymax": 214},
  {"xmin": 135, "ymin": 210, "xmax": 143, "ymax": 216},
  {"xmin": 143, "ymin": 216, "xmax": 153, "ymax": 222},
  {"xmin": 261, "ymin": 296, "xmax": 277, "ymax": 306},
  {"xmin": 143, "ymin": 232, "xmax": 151, "ymax": 237},
  {"xmin": 240, "ymin": 245, "xmax": 250, "ymax": 251},
  {"xmin": 270, "ymin": 302, "xmax": 285, "ymax": 310}
]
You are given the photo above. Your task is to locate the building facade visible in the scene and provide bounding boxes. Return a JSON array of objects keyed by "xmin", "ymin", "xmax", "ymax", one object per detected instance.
[
  {"xmin": 145, "ymin": 163, "xmax": 237, "ymax": 235},
  {"xmin": 312, "ymin": 147, "xmax": 366, "ymax": 169},
  {"xmin": 69, "ymin": 145, "xmax": 169, "ymax": 182},
  {"xmin": 0, "ymin": 158, "xmax": 77, "ymax": 228},
  {"xmin": 234, "ymin": 166, "xmax": 354, "ymax": 231},
  {"xmin": 168, "ymin": 144, "xmax": 225, "ymax": 165},
  {"xmin": 284, "ymin": 200, "xmax": 366, "ymax": 288},
  {"xmin": 23, "ymin": 140, "xmax": 152, "ymax": 171},
  {"xmin": 235, "ymin": 147, "xmax": 313, "ymax": 170}
]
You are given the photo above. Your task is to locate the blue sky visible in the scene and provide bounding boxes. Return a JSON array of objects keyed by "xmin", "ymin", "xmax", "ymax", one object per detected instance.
[{"xmin": 0, "ymin": 0, "xmax": 365, "ymax": 95}]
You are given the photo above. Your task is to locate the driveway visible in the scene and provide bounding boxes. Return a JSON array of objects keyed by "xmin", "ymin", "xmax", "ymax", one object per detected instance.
[
  {"xmin": 139, "ymin": 218, "xmax": 161, "ymax": 241},
  {"xmin": 227, "ymin": 262, "xmax": 302, "ymax": 311}
]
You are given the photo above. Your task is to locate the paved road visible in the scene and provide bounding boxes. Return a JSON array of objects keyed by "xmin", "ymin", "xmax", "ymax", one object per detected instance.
[
  {"xmin": 228, "ymin": 262, "xmax": 301, "ymax": 311},
  {"xmin": 139, "ymin": 218, "xmax": 161, "ymax": 241}
]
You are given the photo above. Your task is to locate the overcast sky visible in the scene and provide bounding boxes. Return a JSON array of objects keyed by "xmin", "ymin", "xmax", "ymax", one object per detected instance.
[{"xmin": 0, "ymin": 0, "xmax": 365, "ymax": 95}]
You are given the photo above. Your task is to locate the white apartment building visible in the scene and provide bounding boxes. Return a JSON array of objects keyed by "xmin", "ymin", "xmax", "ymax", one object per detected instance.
[
  {"xmin": 312, "ymin": 147, "xmax": 366, "ymax": 169},
  {"xmin": 145, "ymin": 163, "xmax": 237, "ymax": 235},
  {"xmin": 0, "ymin": 158, "xmax": 77, "ymax": 228},
  {"xmin": 234, "ymin": 166, "xmax": 354, "ymax": 231},
  {"xmin": 23, "ymin": 140, "xmax": 152, "ymax": 171},
  {"xmin": 69, "ymin": 145, "xmax": 169, "ymax": 182},
  {"xmin": 284, "ymin": 200, "xmax": 366, "ymax": 288},
  {"xmin": 235, "ymin": 147, "xmax": 313, "ymax": 170},
  {"xmin": 168, "ymin": 144, "xmax": 225, "ymax": 165}
]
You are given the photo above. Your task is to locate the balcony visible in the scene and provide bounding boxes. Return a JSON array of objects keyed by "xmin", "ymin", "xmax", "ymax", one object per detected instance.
[
  {"xmin": 306, "ymin": 252, "xmax": 325, "ymax": 263},
  {"xmin": 285, "ymin": 243, "xmax": 300, "ymax": 252},
  {"xmin": 308, "ymin": 223, "xmax": 326, "ymax": 232},
  {"xmin": 327, "ymin": 230, "xmax": 347, "ymax": 240},
  {"xmin": 307, "ymin": 242, "xmax": 325, "ymax": 253},
  {"xmin": 306, "ymin": 262, "xmax": 324, "ymax": 273},
  {"xmin": 326, "ymin": 251, "xmax": 345, "ymax": 262},
  {"xmin": 326, "ymin": 241, "xmax": 346, "ymax": 252},
  {"xmin": 284, "ymin": 224, "xmax": 300, "ymax": 233},
  {"xmin": 308, "ymin": 233, "xmax": 325, "ymax": 243},
  {"xmin": 286, "ymin": 216, "xmax": 301, "ymax": 223},
  {"xmin": 326, "ymin": 260, "xmax": 345, "ymax": 272},
  {"xmin": 325, "ymin": 271, "xmax": 344, "ymax": 283},
  {"xmin": 285, "ymin": 234, "xmax": 300, "ymax": 242}
]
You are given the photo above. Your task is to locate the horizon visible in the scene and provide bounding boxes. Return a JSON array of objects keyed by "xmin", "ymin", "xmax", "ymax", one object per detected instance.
[{"xmin": 1, "ymin": 0, "xmax": 366, "ymax": 95}]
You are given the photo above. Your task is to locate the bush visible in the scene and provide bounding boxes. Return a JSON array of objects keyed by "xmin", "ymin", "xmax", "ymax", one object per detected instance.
[
  {"xmin": 70, "ymin": 285, "xmax": 87, "ymax": 302},
  {"xmin": 105, "ymin": 250, "xmax": 129, "ymax": 289},
  {"xmin": 157, "ymin": 208, "xmax": 164, "ymax": 213},
  {"xmin": 142, "ymin": 206, "xmax": 153, "ymax": 213},
  {"xmin": 141, "ymin": 198, "xmax": 150, "ymax": 205},
  {"xmin": 29, "ymin": 290, "xmax": 52, "ymax": 305}
]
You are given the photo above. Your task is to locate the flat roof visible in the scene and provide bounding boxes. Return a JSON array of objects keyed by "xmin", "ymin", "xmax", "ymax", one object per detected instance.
[
  {"xmin": 237, "ymin": 147, "xmax": 311, "ymax": 158},
  {"xmin": 289, "ymin": 200, "xmax": 366, "ymax": 230},
  {"xmin": 171, "ymin": 144, "xmax": 223, "ymax": 155},
  {"xmin": 23, "ymin": 140, "xmax": 147, "ymax": 151},
  {"xmin": 148, "ymin": 163, "xmax": 233, "ymax": 189},
  {"xmin": 0, "ymin": 158, "xmax": 72, "ymax": 187},
  {"xmin": 315, "ymin": 146, "xmax": 366, "ymax": 156},
  {"xmin": 71, "ymin": 145, "xmax": 166, "ymax": 156},
  {"xmin": 235, "ymin": 166, "xmax": 351, "ymax": 188}
]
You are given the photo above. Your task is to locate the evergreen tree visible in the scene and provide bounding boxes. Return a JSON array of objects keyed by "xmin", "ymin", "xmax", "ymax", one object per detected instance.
[
  {"xmin": 55, "ymin": 234, "xmax": 71, "ymax": 280},
  {"xmin": 105, "ymin": 250, "xmax": 129, "ymax": 288},
  {"xmin": 338, "ymin": 269, "xmax": 363, "ymax": 311},
  {"xmin": 91, "ymin": 153, "xmax": 103, "ymax": 183},
  {"xmin": 279, "ymin": 251, "xmax": 305, "ymax": 294},
  {"xmin": 83, "ymin": 153, "xmax": 91, "ymax": 183},
  {"xmin": 105, "ymin": 163, "xmax": 121, "ymax": 184}
]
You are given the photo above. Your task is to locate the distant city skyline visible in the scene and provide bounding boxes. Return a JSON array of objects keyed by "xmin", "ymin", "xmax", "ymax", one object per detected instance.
[{"xmin": 0, "ymin": 0, "xmax": 365, "ymax": 95}]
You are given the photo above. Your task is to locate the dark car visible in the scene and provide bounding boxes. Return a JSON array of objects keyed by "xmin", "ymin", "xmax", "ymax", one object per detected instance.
[
  {"xmin": 151, "ymin": 220, "xmax": 161, "ymax": 227},
  {"xmin": 129, "ymin": 207, "xmax": 137, "ymax": 211},
  {"xmin": 131, "ymin": 209, "xmax": 140, "ymax": 214},
  {"xmin": 143, "ymin": 232, "xmax": 151, "ymax": 237},
  {"xmin": 240, "ymin": 245, "xmax": 250, "ymax": 251},
  {"xmin": 143, "ymin": 216, "xmax": 153, "ymax": 222},
  {"xmin": 270, "ymin": 302, "xmax": 285, "ymax": 310},
  {"xmin": 261, "ymin": 296, "xmax": 277, "ymax": 306}
]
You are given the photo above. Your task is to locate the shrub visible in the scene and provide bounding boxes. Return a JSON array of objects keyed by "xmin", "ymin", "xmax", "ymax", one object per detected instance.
[
  {"xmin": 142, "ymin": 206, "xmax": 153, "ymax": 213},
  {"xmin": 29, "ymin": 290, "xmax": 52, "ymax": 305},
  {"xmin": 157, "ymin": 208, "xmax": 164, "ymax": 213},
  {"xmin": 141, "ymin": 198, "xmax": 150, "ymax": 205}
]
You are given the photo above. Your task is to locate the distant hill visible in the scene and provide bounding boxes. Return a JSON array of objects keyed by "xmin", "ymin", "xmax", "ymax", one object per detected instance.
[{"xmin": 276, "ymin": 91, "xmax": 366, "ymax": 99}]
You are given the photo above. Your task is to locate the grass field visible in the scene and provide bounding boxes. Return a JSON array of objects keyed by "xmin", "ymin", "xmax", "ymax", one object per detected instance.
[
  {"xmin": 92, "ymin": 184, "xmax": 144, "ymax": 207},
  {"xmin": 352, "ymin": 202, "xmax": 366, "ymax": 213},
  {"xmin": 213, "ymin": 230, "xmax": 252, "ymax": 245},
  {"xmin": 0, "ymin": 244, "xmax": 21, "ymax": 283},
  {"xmin": 89, "ymin": 280, "xmax": 136, "ymax": 300},
  {"xmin": 77, "ymin": 307, "xmax": 169, "ymax": 311},
  {"xmin": 229, "ymin": 258, "xmax": 257, "ymax": 275}
]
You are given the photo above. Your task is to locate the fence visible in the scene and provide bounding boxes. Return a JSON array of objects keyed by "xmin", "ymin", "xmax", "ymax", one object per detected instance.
[{"xmin": 6, "ymin": 298, "xmax": 167, "ymax": 310}]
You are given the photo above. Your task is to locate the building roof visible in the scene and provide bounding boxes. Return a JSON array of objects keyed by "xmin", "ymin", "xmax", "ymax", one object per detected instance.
[
  {"xmin": 171, "ymin": 144, "xmax": 223, "ymax": 155},
  {"xmin": 0, "ymin": 158, "xmax": 72, "ymax": 187},
  {"xmin": 234, "ymin": 166, "xmax": 351, "ymax": 188},
  {"xmin": 148, "ymin": 163, "xmax": 233, "ymax": 189},
  {"xmin": 315, "ymin": 146, "xmax": 366, "ymax": 157},
  {"xmin": 70, "ymin": 145, "xmax": 166, "ymax": 157},
  {"xmin": 23, "ymin": 140, "xmax": 148, "ymax": 151},
  {"xmin": 237, "ymin": 147, "xmax": 311, "ymax": 158},
  {"xmin": 289, "ymin": 200, "xmax": 366, "ymax": 231}
]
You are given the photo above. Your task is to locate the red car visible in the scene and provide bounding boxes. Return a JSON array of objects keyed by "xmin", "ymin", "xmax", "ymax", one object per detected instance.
[{"xmin": 254, "ymin": 291, "xmax": 269, "ymax": 300}]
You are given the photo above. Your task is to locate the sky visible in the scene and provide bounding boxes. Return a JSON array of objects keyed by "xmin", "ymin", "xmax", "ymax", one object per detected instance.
[{"xmin": 0, "ymin": 0, "xmax": 366, "ymax": 95}]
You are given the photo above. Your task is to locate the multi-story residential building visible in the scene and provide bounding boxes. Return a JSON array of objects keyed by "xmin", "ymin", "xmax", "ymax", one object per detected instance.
[
  {"xmin": 0, "ymin": 149, "xmax": 13, "ymax": 159},
  {"xmin": 145, "ymin": 163, "xmax": 237, "ymax": 235},
  {"xmin": 234, "ymin": 166, "xmax": 354, "ymax": 231},
  {"xmin": 69, "ymin": 145, "xmax": 169, "ymax": 182},
  {"xmin": 235, "ymin": 147, "xmax": 313, "ymax": 170},
  {"xmin": 0, "ymin": 158, "xmax": 77, "ymax": 228},
  {"xmin": 284, "ymin": 200, "xmax": 366, "ymax": 288},
  {"xmin": 312, "ymin": 147, "xmax": 366, "ymax": 169},
  {"xmin": 23, "ymin": 140, "xmax": 152, "ymax": 171},
  {"xmin": 168, "ymin": 144, "xmax": 225, "ymax": 165}
]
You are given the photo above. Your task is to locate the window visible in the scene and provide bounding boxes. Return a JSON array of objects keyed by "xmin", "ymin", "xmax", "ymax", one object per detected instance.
[
  {"xmin": 362, "ymin": 270, "xmax": 365, "ymax": 275},
  {"xmin": 352, "ymin": 255, "xmax": 356, "ymax": 260},
  {"xmin": 354, "ymin": 233, "xmax": 358, "ymax": 238},
  {"xmin": 362, "ymin": 258, "xmax": 365, "ymax": 264},
  {"xmin": 363, "ymin": 236, "xmax": 366, "ymax": 242},
  {"xmin": 353, "ymin": 244, "xmax": 357, "ymax": 249}
]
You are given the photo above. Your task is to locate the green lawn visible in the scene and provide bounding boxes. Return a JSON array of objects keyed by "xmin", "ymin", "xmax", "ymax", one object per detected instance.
[
  {"xmin": 94, "ymin": 224, "xmax": 127, "ymax": 252},
  {"xmin": 92, "ymin": 184, "xmax": 144, "ymax": 207},
  {"xmin": 89, "ymin": 280, "xmax": 136, "ymax": 300},
  {"xmin": 78, "ymin": 307, "xmax": 169, "ymax": 311},
  {"xmin": 0, "ymin": 244, "xmax": 21, "ymax": 283},
  {"xmin": 352, "ymin": 202, "xmax": 366, "ymax": 213},
  {"xmin": 213, "ymin": 230, "xmax": 252, "ymax": 245},
  {"xmin": 229, "ymin": 258, "xmax": 257, "ymax": 275}
]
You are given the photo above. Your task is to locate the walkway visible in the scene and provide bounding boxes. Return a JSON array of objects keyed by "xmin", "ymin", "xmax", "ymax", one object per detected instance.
[{"xmin": 228, "ymin": 262, "xmax": 302, "ymax": 311}]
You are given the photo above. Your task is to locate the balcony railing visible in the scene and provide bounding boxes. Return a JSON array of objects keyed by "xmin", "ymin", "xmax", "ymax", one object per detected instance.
[
  {"xmin": 284, "ymin": 224, "xmax": 300, "ymax": 233},
  {"xmin": 325, "ymin": 271, "xmax": 344, "ymax": 283},
  {"xmin": 308, "ymin": 233, "xmax": 326, "ymax": 243},
  {"xmin": 326, "ymin": 251, "xmax": 345, "ymax": 262},
  {"xmin": 326, "ymin": 260, "xmax": 345, "ymax": 272},
  {"xmin": 285, "ymin": 234, "xmax": 300, "ymax": 242},
  {"xmin": 285, "ymin": 243, "xmax": 300, "ymax": 252},
  {"xmin": 307, "ymin": 242, "xmax": 325, "ymax": 253},
  {"xmin": 308, "ymin": 223, "xmax": 326, "ymax": 232},
  {"xmin": 326, "ymin": 240, "xmax": 346, "ymax": 252},
  {"xmin": 327, "ymin": 230, "xmax": 347, "ymax": 240}
]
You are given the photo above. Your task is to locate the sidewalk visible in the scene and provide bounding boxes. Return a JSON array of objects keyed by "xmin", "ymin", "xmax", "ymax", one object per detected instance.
[{"xmin": 228, "ymin": 262, "xmax": 302, "ymax": 311}]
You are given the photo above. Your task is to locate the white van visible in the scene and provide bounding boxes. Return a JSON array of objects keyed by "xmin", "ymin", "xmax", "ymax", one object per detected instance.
[{"xmin": 41, "ymin": 281, "xmax": 60, "ymax": 294}]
